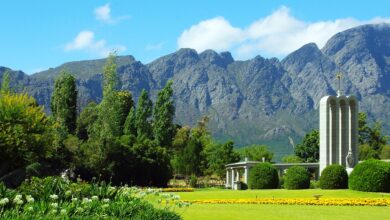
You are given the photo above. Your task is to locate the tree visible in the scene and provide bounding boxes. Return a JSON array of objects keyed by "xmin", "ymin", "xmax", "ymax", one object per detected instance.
[
  {"xmin": 134, "ymin": 89, "xmax": 153, "ymax": 140},
  {"xmin": 358, "ymin": 112, "xmax": 388, "ymax": 160},
  {"xmin": 282, "ymin": 155, "xmax": 303, "ymax": 163},
  {"xmin": 115, "ymin": 90, "xmax": 134, "ymax": 134},
  {"xmin": 0, "ymin": 91, "xmax": 52, "ymax": 185},
  {"xmin": 153, "ymin": 80, "xmax": 175, "ymax": 148},
  {"xmin": 204, "ymin": 141, "xmax": 240, "ymax": 179},
  {"xmin": 241, "ymin": 145, "xmax": 274, "ymax": 162},
  {"xmin": 50, "ymin": 71, "xmax": 78, "ymax": 134},
  {"xmin": 294, "ymin": 129, "xmax": 319, "ymax": 162},
  {"xmin": 76, "ymin": 102, "xmax": 98, "ymax": 140}
]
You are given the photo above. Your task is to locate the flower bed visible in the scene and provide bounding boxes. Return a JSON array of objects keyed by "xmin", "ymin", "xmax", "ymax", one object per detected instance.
[
  {"xmin": 183, "ymin": 198, "xmax": 390, "ymax": 206},
  {"xmin": 162, "ymin": 188, "xmax": 194, "ymax": 192}
]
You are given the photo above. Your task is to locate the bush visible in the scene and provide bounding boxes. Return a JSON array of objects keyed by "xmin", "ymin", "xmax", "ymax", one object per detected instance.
[
  {"xmin": 189, "ymin": 174, "xmax": 198, "ymax": 188},
  {"xmin": 283, "ymin": 166, "xmax": 310, "ymax": 189},
  {"xmin": 248, "ymin": 163, "xmax": 279, "ymax": 189},
  {"xmin": 349, "ymin": 159, "xmax": 390, "ymax": 192},
  {"xmin": 319, "ymin": 164, "xmax": 348, "ymax": 189}
]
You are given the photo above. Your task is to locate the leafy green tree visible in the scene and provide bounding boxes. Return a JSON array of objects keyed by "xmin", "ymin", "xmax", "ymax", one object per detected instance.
[
  {"xmin": 134, "ymin": 89, "xmax": 153, "ymax": 140},
  {"xmin": 115, "ymin": 90, "xmax": 134, "ymax": 133},
  {"xmin": 50, "ymin": 71, "xmax": 78, "ymax": 134},
  {"xmin": 204, "ymin": 141, "xmax": 240, "ymax": 179},
  {"xmin": 241, "ymin": 145, "xmax": 274, "ymax": 162},
  {"xmin": 294, "ymin": 129, "xmax": 319, "ymax": 162},
  {"xmin": 381, "ymin": 145, "xmax": 390, "ymax": 159},
  {"xmin": 123, "ymin": 107, "xmax": 136, "ymax": 136},
  {"xmin": 153, "ymin": 80, "xmax": 175, "ymax": 148},
  {"xmin": 0, "ymin": 91, "xmax": 52, "ymax": 185},
  {"xmin": 282, "ymin": 155, "xmax": 303, "ymax": 163},
  {"xmin": 358, "ymin": 112, "xmax": 388, "ymax": 160},
  {"xmin": 76, "ymin": 102, "xmax": 99, "ymax": 140}
]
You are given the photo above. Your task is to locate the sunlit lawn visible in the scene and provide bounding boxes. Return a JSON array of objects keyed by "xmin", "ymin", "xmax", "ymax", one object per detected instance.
[{"xmin": 174, "ymin": 189, "xmax": 390, "ymax": 220}]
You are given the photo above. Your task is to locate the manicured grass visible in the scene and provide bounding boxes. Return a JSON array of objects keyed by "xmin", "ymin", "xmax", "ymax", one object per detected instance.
[
  {"xmin": 176, "ymin": 188, "xmax": 390, "ymax": 200},
  {"xmin": 175, "ymin": 189, "xmax": 390, "ymax": 220}
]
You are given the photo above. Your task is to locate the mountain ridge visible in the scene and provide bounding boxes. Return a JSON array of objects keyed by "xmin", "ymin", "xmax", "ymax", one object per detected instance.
[{"xmin": 1, "ymin": 23, "xmax": 389, "ymax": 157}]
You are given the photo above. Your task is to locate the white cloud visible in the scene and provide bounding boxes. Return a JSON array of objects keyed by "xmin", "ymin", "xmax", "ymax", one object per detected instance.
[
  {"xmin": 94, "ymin": 3, "xmax": 111, "ymax": 22},
  {"xmin": 65, "ymin": 30, "xmax": 126, "ymax": 57},
  {"xmin": 177, "ymin": 6, "xmax": 390, "ymax": 59},
  {"xmin": 145, "ymin": 42, "xmax": 165, "ymax": 51},
  {"xmin": 178, "ymin": 16, "xmax": 243, "ymax": 52},
  {"xmin": 94, "ymin": 3, "xmax": 128, "ymax": 24}
]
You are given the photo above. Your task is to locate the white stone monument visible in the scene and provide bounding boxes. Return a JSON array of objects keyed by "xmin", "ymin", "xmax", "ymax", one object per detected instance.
[{"xmin": 319, "ymin": 73, "xmax": 359, "ymax": 174}]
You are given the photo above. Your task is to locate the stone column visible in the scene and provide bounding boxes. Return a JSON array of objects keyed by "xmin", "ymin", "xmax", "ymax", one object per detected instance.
[
  {"xmin": 226, "ymin": 169, "xmax": 230, "ymax": 188},
  {"xmin": 231, "ymin": 168, "xmax": 235, "ymax": 189},
  {"xmin": 244, "ymin": 166, "xmax": 249, "ymax": 184}
]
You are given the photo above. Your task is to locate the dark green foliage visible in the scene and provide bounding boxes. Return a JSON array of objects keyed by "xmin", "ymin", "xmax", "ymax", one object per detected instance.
[
  {"xmin": 115, "ymin": 90, "xmax": 134, "ymax": 133},
  {"xmin": 189, "ymin": 174, "xmax": 198, "ymax": 188},
  {"xmin": 76, "ymin": 102, "xmax": 98, "ymax": 140},
  {"xmin": 135, "ymin": 89, "xmax": 153, "ymax": 139},
  {"xmin": 349, "ymin": 159, "xmax": 390, "ymax": 192},
  {"xmin": 240, "ymin": 145, "xmax": 274, "ymax": 162},
  {"xmin": 381, "ymin": 145, "xmax": 390, "ymax": 159},
  {"xmin": 358, "ymin": 112, "xmax": 388, "ymax": 160},
  {"xmin": 204, "ymin": 141, "xmax": 240, "ymax": 179},
  {"xmin": 153, "ymin": 80, "xmax": 175, "ymax": 148},
  {"xmin": 295, "ymin": 129, "xmax": 319, "ymax": 162},
  {"xmin": 319, "ymin": 164, "xmax": 348, "ymax": 189},
  {"xmin": 50, "ymin": 71, "xmax": 77, "ymax": 134},
  {"xmin": 248, "ymin": 163, "xmax": 279, "ymax": 189},
  {"xmin": 123, "ymin": 106, "xmax": 136, "ymax": 136},
  {"xmin": 283, "ymin": 166, "xmax": 310, "ymax": 189}
]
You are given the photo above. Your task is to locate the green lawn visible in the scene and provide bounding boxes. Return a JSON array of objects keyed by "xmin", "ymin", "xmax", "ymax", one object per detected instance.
[{"xmin": 174, "ymin": 189, "xmax": 390, "ymax": 220}]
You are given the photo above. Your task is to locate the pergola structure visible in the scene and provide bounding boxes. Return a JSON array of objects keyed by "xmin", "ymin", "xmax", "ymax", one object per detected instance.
[{"xmin": 225, "ymin": 159, "xmax": 319, "ymax": 189}]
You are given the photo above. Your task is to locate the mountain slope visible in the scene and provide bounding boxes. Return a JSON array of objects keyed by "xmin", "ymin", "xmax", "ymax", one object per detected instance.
[{"xmin": 1, "ymin": 24, "xmax": 389, "ymax": 158}]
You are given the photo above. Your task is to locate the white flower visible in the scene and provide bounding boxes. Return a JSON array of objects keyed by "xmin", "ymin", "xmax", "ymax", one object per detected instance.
[
  {"xmin": 65, "ymin": 190, "xmax": 72, "ymax": 196},
  {"xmin": 103, "ymin": 198, "xmax": 110, "ymax": 203},
  {"xmin": 60, "ymin": 209, "xmax": 67, "ymax": 215},
  {"xmin": 0, "ymin": 198, "xmax": 9, "ymax": 205},
  {"xmin": 14, "ymin": 195, "xmax": 22, "ymax": 200},
  {"xmin": 50, "ymin": 202, "xmax": 58, "ymax": 208},
  {"xmin": 26, "ymin": 195, "xmax": 34, "ymax": 203},
  {"xmin": 51, "ymin": 209, "xmax": 57, "ymax": 214},
  {"xmin": 71, "ymin": 197, "xmax": 78, "ymax": 202},
  {"xmin": 91, "ymin": 196, "xmax": 98, "ymax": 201},
  {"xmin": 50, "ymin": 194, "xmax": 59, "ymax": 200},
  {"xmin": 82, "ymin": 198, "xmax": 92, "ymax": 203}
]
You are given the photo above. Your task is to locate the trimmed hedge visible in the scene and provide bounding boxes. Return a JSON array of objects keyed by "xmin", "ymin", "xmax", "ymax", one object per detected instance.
[
  {"xmin": 320, "ymin": 164, "xmax": 348, "ymax": 189},
  {"xmin": 283, "ymin": 166, "xmax": 310, "ymax": 189},
  {"xmin": 248, "ymin": 163, "xmax": 279, "ymax": 189},
  {"xmin": 349, "ymin": 159, "xmax": 390, "ymax": 192}
]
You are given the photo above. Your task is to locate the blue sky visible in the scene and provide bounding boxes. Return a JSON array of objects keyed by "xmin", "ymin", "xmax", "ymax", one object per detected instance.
[{"xmin": 1, "ymin": 0, "xmax": 389, "ymax": 74}]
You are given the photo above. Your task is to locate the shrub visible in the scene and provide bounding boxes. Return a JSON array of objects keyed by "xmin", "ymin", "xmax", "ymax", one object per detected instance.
[
  {"xmin": 248, "ymin": 163, "xmax": 279, "ymax": 189},
  {"xmin": 319, "ymin": 164, "xmax": 348, "ymax": 189},
  {"xmin": 349, "ymin": 159, "xmax": 390, "ymax": 192},
  {"xmin": 189, "ymin": 174, "xmax": 198, "ymax": 188},
  {"xmin": 283, "ymin": 166, "xmax": 310, "ymax": 189}
]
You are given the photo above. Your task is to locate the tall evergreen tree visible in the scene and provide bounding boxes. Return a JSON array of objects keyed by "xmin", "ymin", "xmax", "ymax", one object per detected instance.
[
  {"xmin": 123, "ymin": 107, "xmax": 136, "ymax": 136},
  {"xmin": 97, "ymin": 53, "xmax": 120, "ymax": 139},
  {"xmin": 153, "ymin": 80, "xmax": 175, "ymax": 148},
  {"xmin": 50, "ymin": 71, "xmax": 77, "ymax": 134},
  {"xmin": 135, "ymin": 89, "xmax": 153, "ymax": 139}
]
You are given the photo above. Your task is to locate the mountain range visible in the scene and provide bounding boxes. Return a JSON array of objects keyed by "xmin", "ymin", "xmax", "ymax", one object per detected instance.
[{"xmin": 1, "ymin": 24, "xmax": 390, "ymax": 159}]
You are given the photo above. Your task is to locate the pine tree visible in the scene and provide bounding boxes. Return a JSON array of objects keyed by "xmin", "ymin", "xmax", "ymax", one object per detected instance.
[
  {"xmin": 153, "ymin": 80, "xmax": 175, "ymax": 148},
  {"xmin": 50, "ymin": 71, "xmax": 77, "ymax": 134},
  {"xmin": 135, "ymin": 89, "xmax": 153, "ymax": 139}
]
